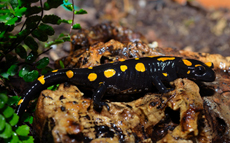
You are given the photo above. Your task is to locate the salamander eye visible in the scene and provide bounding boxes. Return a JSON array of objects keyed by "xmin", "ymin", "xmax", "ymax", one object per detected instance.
[{"xmin": 195, "ymin": 66, "xmax": 206, "ymax": 75}]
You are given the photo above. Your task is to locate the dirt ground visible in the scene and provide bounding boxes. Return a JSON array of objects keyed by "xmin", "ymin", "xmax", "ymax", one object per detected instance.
[{"xmin": 45, "ymin": 0, "xmax": 230, "ymax": 61}]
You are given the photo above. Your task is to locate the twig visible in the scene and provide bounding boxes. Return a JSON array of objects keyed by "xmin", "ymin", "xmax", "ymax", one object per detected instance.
[
  {"xmin": 69, "ymin": 0, "xmax": 75, "ymax": 35},
  {"xmin": 19, "ymin": 20, "xmax": 26, "ymax": 32},
  {"xmin": 37, "ymin": 47, "xmax": 52, "ymax": 57},
  {"xmin": 0, "ymin": 0, "xmax": 44, "ymax": 61}
]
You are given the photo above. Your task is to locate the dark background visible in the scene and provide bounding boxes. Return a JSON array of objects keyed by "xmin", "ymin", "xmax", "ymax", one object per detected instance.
[{"xmin": 39, "ymin": 0, "xmax": 230, "ymax": 62}]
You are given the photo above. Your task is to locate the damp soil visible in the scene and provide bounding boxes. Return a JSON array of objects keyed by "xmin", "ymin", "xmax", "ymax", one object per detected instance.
[{"xmin": 46, "ymin": 0, "xmax": 230, "ymax": 62}]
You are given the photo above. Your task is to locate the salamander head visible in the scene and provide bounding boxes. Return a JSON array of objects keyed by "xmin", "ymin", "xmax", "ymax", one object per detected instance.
[{"xmin": 176, "ymin": 58, "xmax": 216, "ymax": 82}]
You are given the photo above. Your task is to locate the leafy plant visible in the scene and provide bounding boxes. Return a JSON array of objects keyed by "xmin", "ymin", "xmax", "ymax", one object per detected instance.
[
  {"xmin": 0, "ymin": 0, "xmax": 87, "ymax": 142},
  {"xmin": 0, "ymin": 90, "xmax": 33, "ymax": 142}
]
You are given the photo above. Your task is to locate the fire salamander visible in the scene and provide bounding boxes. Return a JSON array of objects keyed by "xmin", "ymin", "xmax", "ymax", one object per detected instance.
[{"xmin": 16, "ymin": 56, "xmax": 215, "ymax": 116}]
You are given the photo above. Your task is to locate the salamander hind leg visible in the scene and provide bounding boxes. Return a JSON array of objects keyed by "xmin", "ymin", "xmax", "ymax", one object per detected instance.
[
  {"xmin": 92, "ymin": 82, "xmax": 110, "ymax": 111},
  {"xmin": 151, "ymin": 76, "xmax": 174, "ymax": 93}
]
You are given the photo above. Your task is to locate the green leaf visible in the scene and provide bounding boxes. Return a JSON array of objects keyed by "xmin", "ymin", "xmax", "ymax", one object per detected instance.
[
  {"xmin": 25, "ymin": 15, "xmax": 40, "ymax": 29},
  {"xmin": 32, "ymin": 29, "xmax": 48, "ymax": 42},
  {"xmin": 26, "ymin": 51, "xmax": 38, "ymax": 63},
  {"xmin": 59, "ymin": 60, "xmax": 65, "ymax": 68},
  {"xmin": 19, "ymin": 65, "xmax": 30, "ymax": 78},
  {"xmin": 0, "ymin": 31, "xmax": 5, "ymax": 38},
  {"xmin": 20, "ymin": 136, "xmax": 34, "ymax": 143},
  {"xmin": 0, "ymin": 9, "xmax": 10, "ymax": 14},
  {"xmin": 7, "ymin": 64, "xmax": 18, "ymax": 76},
  {"xmin": 42, "ymin": 14, "xmax": 61, "ymax": 24},
  {"xmin": 23, "ymin": 115, "xmax": 33, "ymax": 124},
  {"xmin": 15, "ymin": 7, "xmax": 27, "ymax": 17},
  {"xmin": 44, "ymin": 41, "xmax": 54, "ymax": 48},
  {"xmin": 10, "ymin": 0, "xmax": 19, "ymax": 9},
  {"xmin": 64, "ymin": 4, "xmax": 73, "ymax": 11},
  {"xmin": 0, "ymin": 114, "xmax": 6, "ymax": 131},
  {"xmin": 62, "ymin": 36, "xmax": 70, "ymax": 41},
  {"xmin": 47, "ymin": 84, "xmax": 59, "ymax": 91},
  {"xmin": 9, "ymin": 35, "xmax": 17, "ymax": 39},
  {"xmin": 67, "ymin": 20, "xmax": 72, "ymax": 24},
  {"xmin": 59, "ymin": 34, "xmax": 70, "ymax": 42},
  {"xmin": 58, "ymin": 33, "xmax": 65, "ymax": 38},
  {"xmin": 44, "ymin": 2, "xmax": 50, "ymax": 10},
  {"xmin": 24, "ymin": 36, "xmax": 38, "ymax": 51},
  {"xmin": 58, "ymin": 19, "xmax": 72, "ymax": 24},
  {"xmin": 15, "ymin": 45, "xmax": 27, "ymax": 59},
  {"xmin": 2, "ymin": 106, "xmax": 14, "ymax": 118},
  {"xmin": 25, "ymin": 15, "xmax": 41, "ymax": 24},
  {"xmin": 7, "ymin": 96, "xmax": 20, "ymax": 106},
  {"xmin": 8, "ymin": 113, "xmax": 19, "ymax": 126},
  {"xmin": 17, "ymin": 29, "xmax": 30, "ymax": 41},
  {"xmin": 41, "ymin": 67, "xmax": 52, "ymax": 75},
  {"xmin": 36, "ymin": 57, "xmax": 49, "ymax": 69},
  {"xmin": 44, "ymin": 0, "xmax": 63, "ymax": 10},
  {"xmin": 0, "ymin": 123, "xmax": 12, "ymax": 139},
  {"xmin": 25, "ymin": 6, "xmax": 41, "ymax": 17},
  {"xmin": 16, "ymin": 125, "xmax": 30, "ymax": 136},
  {"xmin": 38, "ymin": 23, "xmax": 54, "ymax": 36},
  {"xmin": 45, "ymin": 35, "xmax": 70, "ymax": 48},
  {"xmin": 23, "ymin": 70, "xmax": 38, "ymax": 82},
  {"xmin": 72, "ymin": 23, "xmax": 81, "ymax": 29},
  {"xmin": 5, "ymin": 17, "xmax": 18, "ymax": 25},
  {"xmin": 0, "ymin": 91, "xmax": 8, "ymax": 107},
  {"xmin": 74, "ymin": 8, "xmax": 87, "ymax": 14},
  {"xmin": 0, "ymin": 15, "xmax": 11, "ymax": 23},
  {"xmin": 4, "ymin": 132, "xmax": 20, "ymax": 143},
  {"xmin": 54, "ymin": 39, "xmax": 64, "ymax": 44},
  {"xmin": 0, "ymin": 72, "xmax": 9, "ymax": 80},
  {"xmin": 20, "ymin": 112, "xmax": 31, "ymax": 123}
]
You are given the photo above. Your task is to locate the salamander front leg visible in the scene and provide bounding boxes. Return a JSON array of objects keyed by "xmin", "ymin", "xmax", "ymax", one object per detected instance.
[
  {"xmin": 151, "ymin": 76, "xmax": 173, "ymax": 93},
  {"xmin": 93, "ymin": 82, "xmax": 110, "ymax": 111}
]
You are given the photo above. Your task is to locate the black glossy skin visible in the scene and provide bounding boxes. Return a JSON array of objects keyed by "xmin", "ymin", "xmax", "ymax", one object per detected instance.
[{"xmin": 16, "ymin": 56, "xmax": 215, "ymax": 116}]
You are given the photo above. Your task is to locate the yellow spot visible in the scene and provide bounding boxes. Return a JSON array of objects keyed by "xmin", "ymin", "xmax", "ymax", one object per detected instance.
[
  {"xmin": 135, "ymin": 63, "xmax": 146, "ymax": 72},
  {"xmin": 104, "ymin": 69, "xmax": 116, "ymax": 78},
  {"xmin": 66, "ymin": 70, "xmax": 74, "ymax": 78},
  {"xmin": 18, "ymin": 99, "xmax": 23, "ymax": 105},
  {"xmin": 157, "ymin": 57, "xmax": 175, "ymax": 62},
  {"xmin": 119, "ymin": 58, "xmax": 125, "ymax": 62},
  {"xmin": 162, "ymin": 73, "xmax": 168, "ymax": 77},
  {"xmin": 120, "ymin": 65, "xmax": 128, "ymax": 72},
  {"xmin": 195, "ymin": 64, "xmax": 202, "ymax": 67},
  {"xmin": 52, "ymin": 69, "xmax": 58, "ymax": 72},
  {"xmin": 182, "ymin": 59, "xmax": 192, "ymax": 66},
  {"xmin": 38, "ymin": 75, "xmax": 45, "ymax": 84},
  {"xmin": 88, "ymin": 73, "xmax": 97, "ymax": 81},
  {"xmin": 135, "ymin": 58, "xmax": 139, "ymax": 60},
  {"xmin": 187, "ymin": 70, "xmax": 190, "ymax": 74},
  {"xmin": 205, "ymin": 62, "xmax": 213, "ymax": 68},
  {"xmin": 88, "ymin": 67, "xmax": 93, "ymax": 69},
  {"xmin": 148, "ymin": 56, "xmax": 157, "ymax": 58},
  {"xmin": 99, "ymin": 82, "xmax": 104, "ymax": 85},
  {"xmin": 110, "ymin": 61, "xmax": 114, "ymax": 63}
]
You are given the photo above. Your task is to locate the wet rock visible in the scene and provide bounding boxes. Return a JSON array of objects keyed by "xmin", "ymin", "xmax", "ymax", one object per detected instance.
[{"xmin": 34, "ymin": 23, "xmax": 230, "ymax": 142}]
